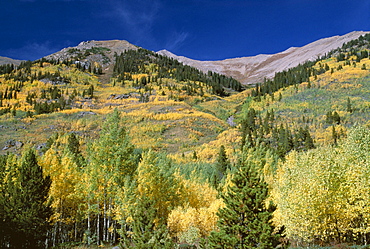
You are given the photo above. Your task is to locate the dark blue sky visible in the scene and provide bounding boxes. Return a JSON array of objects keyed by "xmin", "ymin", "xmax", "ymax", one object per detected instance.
[{"xmin": 1, "ymin": 0, "xmax": 369, "ymax": 61}]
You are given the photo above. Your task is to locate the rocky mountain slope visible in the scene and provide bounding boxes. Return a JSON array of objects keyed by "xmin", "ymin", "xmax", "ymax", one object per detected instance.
[
  {"xmin": 45, "ymin": 40, "xmax": 138, "ymax": 67},
  {"xmin": 158, "ymin": 31, "xmax": 370, "ymax": 85},
  {"xmin": 0, "ymin": 56, "xmax": 22, "ymax": 65},
  {"xmin": 29, "ymin": 31, "xmax": 370, "ymax": 86}
]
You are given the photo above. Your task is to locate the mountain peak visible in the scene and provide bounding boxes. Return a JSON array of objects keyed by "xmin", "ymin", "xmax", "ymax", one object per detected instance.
[
  {"xmin": 160, "ymin": 31, "xmax": 370, "ymax": 84},
  {"xmin": 157, "ymin": 49, "xmax": 177, "ymax": 58},
  {"xmin": 76, "ymin": 40, "xmax": 138, "ymax": 51},
  {"xmin": 45, "ymin": 39, "xmax": 138, "ymax": 67}
]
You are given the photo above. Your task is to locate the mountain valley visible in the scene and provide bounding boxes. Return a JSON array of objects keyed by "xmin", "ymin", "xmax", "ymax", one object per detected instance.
[{"xmin": 1, "ymin": 31, "xmax": 370, "ymax": 248}]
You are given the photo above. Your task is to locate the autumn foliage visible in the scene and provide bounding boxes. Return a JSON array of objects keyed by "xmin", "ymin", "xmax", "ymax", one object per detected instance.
[{"xmin": 1, "ymin": 34, "xmax": 370, "ymax": 248}]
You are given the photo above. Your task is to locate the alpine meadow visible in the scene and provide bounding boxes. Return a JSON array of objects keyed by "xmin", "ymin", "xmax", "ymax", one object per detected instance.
[{"xmin": 0, "ymin": 31, "xmax": 370, "ymax": 249}]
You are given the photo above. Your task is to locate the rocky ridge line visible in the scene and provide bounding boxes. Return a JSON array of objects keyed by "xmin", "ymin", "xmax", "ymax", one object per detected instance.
[{"xmin": 158, "ymin": 31, "xmax": 370, "ymax": 85}]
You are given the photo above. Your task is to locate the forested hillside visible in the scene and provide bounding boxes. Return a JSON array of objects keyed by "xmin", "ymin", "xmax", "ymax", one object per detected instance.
[{"xmin": 0, "ymin": 34, "xmax": 370, "ymax": 248}]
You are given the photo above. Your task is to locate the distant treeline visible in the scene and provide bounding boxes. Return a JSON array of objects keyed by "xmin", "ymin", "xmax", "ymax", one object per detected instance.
[
  {"xmin": 113, "ymin": 48, "xmax": 244, "ymax": 96},
  {"xmin": 251, "ymin": 33, "xmax": 370, "ymax": 100},
  {"xmin": 240, "ymin": 108, "xmax": 315, "ymax": 158}
]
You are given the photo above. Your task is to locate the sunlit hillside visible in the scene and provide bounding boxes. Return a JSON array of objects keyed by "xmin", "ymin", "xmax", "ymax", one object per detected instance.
[
  {"xmin": 0, "ymin": 48, "xmax": 245, "ymax": 155},
  {"xmin": 1, "ymin": 34, "xmax": 370, "ymax": 249}
]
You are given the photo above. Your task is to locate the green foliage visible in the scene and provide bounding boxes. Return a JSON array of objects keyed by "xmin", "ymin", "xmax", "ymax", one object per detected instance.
[
  {"xmin": 120, "ymin": 194, "xmax": 174, "ymax": 249},
  {"xmin": 113, "ymin": 48, "xmax": 243, "ymax": 96},
  {"xmin": 137, "ymin": 150, "xmax": 183, "ymax": 221},
  {"xmin": 88, "ymin": 108, "xmax": 138, "ymax": 180},
  {"xmin": 172, "ymin": 161, "xmax": 217, "ymax": 183},
  {"xmin": 0, "ymin": 63, "xmax": 15, "ymax": 74},
  {"xmin": 251, "ymin": 60, "xmax": 320, "ymax": 99},
  {"xmin": 214, "ymin": 145, "xmax": 230, "ymax": 187},
  {"xmin": 326, "ymin": 111, "xmax": 341, "ymax": 125},
  {"xmin": 208, "ymin": 143, "xmax": 281, "ymax": 248},
  {"xmin": 0, "ymin": 149, "xmax": 52, "ymax": 248},
  {"xmin": 0, "ymin": 33, "xmax": 370, "ymax": 248},
  {"xmin": 240, "ymin": 108, "xmax": 315, "ymax": 158},
  {"xmin": 85, "ymin": 108, "xmax": 138, "ymax": 244}
]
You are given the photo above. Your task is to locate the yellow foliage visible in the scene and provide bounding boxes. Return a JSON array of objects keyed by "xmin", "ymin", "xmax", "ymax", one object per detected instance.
[
  {"xmin": 314, "ymin": 125, "xmax": 347, "ymax": 145},
  {"xmin": 273, "ymin": 127, "xmax": 370, "ymax": 243},
  {"xmin": 197, "ymin": 128, "xmax": 241, "ymax": 163},
  {"xmin": 131, "ymin": 73, "xmax": 148, "ymax": 80},
  {"xmin": 168, "ymin": 198, "xmax": 224, "ymax": 238},
  {"xmin": 167, "ymin": 174, "xmax": 224, "ymax": 239},
  {"xmin": 41, "ymin": 148, "xmax": 84, "ymax": 225}
]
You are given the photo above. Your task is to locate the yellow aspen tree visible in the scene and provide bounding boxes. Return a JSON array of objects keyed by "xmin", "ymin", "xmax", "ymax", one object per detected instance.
[
  {"xmin": 167, "ymin": 173, "xmax": 224, "ymax": 241},
  {"xmin": 340, "ymin": 126, "xmax": 370, "ymax": 244},
  {"xmin": 273, "ymin": 126, "xmax": 370, "ymax": 245},
  {"xmin": 273, "ymin": 149, "xmax": 348, "ymax": 244},
  {"xmin": 41, "ymin": 145, "xmax": 84, "ymax": 246},
  {"xmin": 136, "ymin": 150, "xmax": 183, "ymax": 222}
]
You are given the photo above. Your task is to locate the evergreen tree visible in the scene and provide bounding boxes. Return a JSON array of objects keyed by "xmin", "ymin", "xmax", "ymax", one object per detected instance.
[
  {"xmin": 208, "ymin": 144, "xmax": 281, "ymax": 249},
  {"xmin": 66, "ymin": 132, "xmax": 84, "ymax": 167},
  {"xmin": 192, "ymin": 151, "xmax": 198, "ymax": 160},
  {"xmin": 278, "ymin": 93, "xmax": 282, "ymax": 101},
  {"xmin": 0, "ymin": 149, "xmax": 52, "ymax": 248},
  {"xmin": 347, "ymin": 97, "xmax": 353, "ymax": 113},
  {"xmin": 121, "ymin": 193, "xmax": 173, "ymax": 249},
  {"xmin": 332, "ymin": 125, "xmax": 338, "ymax": 146},
  {"xmin": 326, "ymin": 111, "xmax": 333, "ymax": 124},
  {"xmin": 303, "ymin": 127, "xmax": 315, "ymax": 151},
  {"xmin": 332, "ymin": 111, "xmax": 341, "ymax": 125},
  {"xmin": 277, "ymin": 125, "xmax": 293, "ymax": 158},
  {"xmin": 215, "ymin": 145, "xmax": 230, "ymax": 186}
]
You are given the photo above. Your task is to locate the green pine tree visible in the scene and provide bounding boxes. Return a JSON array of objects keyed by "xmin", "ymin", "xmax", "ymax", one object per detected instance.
[
  {"xmin": 208, "ymin": 144, "xmax": 281, "ymax": 249},
  {"xmin": 1, "ymin": 149, "xmax": 52, "ymax": 248},
  {"xmin": 121, "ymin": 193, "xmax": 173, "ymax": 249},
  {"xmin": 215, "ymin": 145, "xmax": 230, "ymax": 186},
  {"xmin": 332, "ymin": 111, "xmax": 341, "ymax": 124},
  {"xmin": 346, "ymin": 97, "xmax": 353, "ymax": 113}
]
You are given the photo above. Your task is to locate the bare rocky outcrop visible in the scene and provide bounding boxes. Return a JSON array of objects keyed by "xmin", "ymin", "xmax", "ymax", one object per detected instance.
[
  {"xmin": 2, "ymin": 139, "xmax": 23, "ymax": 151},
  {"xmin": 77, "ymin": 111, "xmax": 97, "ymax": 117},
  {"xmin": 45, "ymin": 40, "xmax": 138, "ymax": 67},
  {"xmin": 158, "ymin": 31, "xmax": 370, "ymax": 85}
]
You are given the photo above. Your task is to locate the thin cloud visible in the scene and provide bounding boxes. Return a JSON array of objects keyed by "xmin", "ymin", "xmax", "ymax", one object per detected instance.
[
  {"xmin": 108, "ymin": 0, "xmax": 161, "ymax": 44},
  {"xmin": 165, "ymin": 31, "xmax": 189, "ymax": 52}
]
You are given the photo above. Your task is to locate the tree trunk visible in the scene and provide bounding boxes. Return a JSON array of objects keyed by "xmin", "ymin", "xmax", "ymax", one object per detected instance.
[
  {"xmin": 103, "ymin": 196, "xmax": 107, "ymax": 242},
  {"xmin": 97, "ymin": 201, "xmax": 100, "ymax": 245},
  {"xmin": 87, "ymin": 200, "xmax": 91, "ymax": 245},
  {"xmin": 74, "ymin": 222, "xmax": 77, "ymax": 242},
  {"xmin": 52, "ymin": 222, "xmax": 57, "ymax": 247},
  {"xmin": 107, "ymin": 198, "xmax": 112, "ymax": 243}
]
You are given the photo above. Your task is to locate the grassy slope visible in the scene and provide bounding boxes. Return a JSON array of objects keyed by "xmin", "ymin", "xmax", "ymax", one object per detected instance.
[
  {"xmin": 241, "ymin": 56, "xmax": 370, "ymax": 145},
  {"xmin": 0, "ymin": 54, "xmax": 369, "ymax": 160},
  {"xmin": 0, "ymin": 62, "xmax": 229, "ymax": 156}
]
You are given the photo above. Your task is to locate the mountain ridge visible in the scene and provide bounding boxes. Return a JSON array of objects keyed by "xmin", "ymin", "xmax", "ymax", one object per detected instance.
[
  {"xmin": 45, "ymin": 39, "xmax": 138, "ymax": 68},
  {"xmin": 0, "ymin": 55, "xmax": 23, "ymax": 66},
  {"xmin": 1, "ymin": 31, "xmax": 369, "ymax": 85},
  {"xmin": 158, "ymin": 31, "xmax": 370, "ymax": 84}
]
